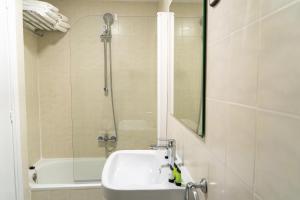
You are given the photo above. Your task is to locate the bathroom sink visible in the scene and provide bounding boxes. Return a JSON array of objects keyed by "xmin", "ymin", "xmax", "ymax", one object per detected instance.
[{"xmin": 101, "ymin": 150, "xmax": 192, "ymax": 200}]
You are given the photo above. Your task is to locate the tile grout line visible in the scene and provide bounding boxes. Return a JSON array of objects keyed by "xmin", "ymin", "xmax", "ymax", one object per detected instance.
[
  {"xmin": 207, "ymin": 18, "xmax": 261, "ymax": 47},
  {"xmin": 252, "ymin": 2, "xmax": 263, "ymax": 197},
  {"xmin": 260, "ymin": 0, "xmax": 299, "ymax": 21},
  {"xmin": 208, "ymin": 0, "xmax": 299, "ymax": 47},
  {"xmin": 206, "ymin": 97, "xmax": 300, "ymax": 120}
]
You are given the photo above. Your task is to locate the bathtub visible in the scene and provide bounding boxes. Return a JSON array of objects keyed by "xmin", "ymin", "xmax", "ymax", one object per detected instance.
[{"xmin": 29, "ymin": 158, "xmax": 105, "ymax": 191}]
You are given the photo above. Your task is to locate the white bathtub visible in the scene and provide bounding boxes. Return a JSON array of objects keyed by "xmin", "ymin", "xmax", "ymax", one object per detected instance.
[{"xmin": 29, "ymin": 158, "xmax": 105, "ymax": 191}]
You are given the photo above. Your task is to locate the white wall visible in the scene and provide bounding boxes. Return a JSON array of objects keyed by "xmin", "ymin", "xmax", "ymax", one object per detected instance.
[
  {"xmin": 0, "ymin": 1, "xmax": 17, "ymax": 199},
  {"xmin": 0, "ymin": 0, "xmax": 27, "ymax": 199}
]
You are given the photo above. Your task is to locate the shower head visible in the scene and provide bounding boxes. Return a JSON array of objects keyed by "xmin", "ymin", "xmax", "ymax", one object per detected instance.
[{"xmin": 103, "ymin": 13, "xmax": 114, "ymax": 27}]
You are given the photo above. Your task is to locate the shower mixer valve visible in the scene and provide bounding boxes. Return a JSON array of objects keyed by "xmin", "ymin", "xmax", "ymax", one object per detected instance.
[
  {"xmin": 97, "ymin": 134, "xmax": 117, "ymax": 143},
  {"xmin": 97, "ymin": 133, "xmax": 117, "ymax": 158}
]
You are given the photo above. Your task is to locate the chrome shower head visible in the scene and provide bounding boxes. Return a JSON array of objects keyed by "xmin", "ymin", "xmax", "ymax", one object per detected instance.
[{"xmin": 103, "ymin": 13, "xmax": 114, "ymax": 27}]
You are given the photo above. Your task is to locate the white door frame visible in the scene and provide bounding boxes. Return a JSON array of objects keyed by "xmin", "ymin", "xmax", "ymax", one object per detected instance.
[{"xmin": 6, "ymin": 0, "xmax": 26, "ymax": 199}]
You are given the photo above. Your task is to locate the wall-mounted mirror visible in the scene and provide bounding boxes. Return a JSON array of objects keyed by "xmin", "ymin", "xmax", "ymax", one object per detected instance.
[{"xmin": 170, "ymin": 0, "xmax": 206, "ymax": 138}]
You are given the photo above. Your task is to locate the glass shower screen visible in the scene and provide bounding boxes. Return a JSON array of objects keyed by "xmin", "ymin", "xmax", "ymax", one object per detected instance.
[{"xmin": 70, "ymin": 15, "xmax": 157, "ymax": 182}]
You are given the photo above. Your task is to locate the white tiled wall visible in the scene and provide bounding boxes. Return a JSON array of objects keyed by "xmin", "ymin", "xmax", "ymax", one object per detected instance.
[
  {"xmin": 168, "ymin": 0, "xmax": 300, "ymax": 200},
  {"xmin": 0, "ymin": 0, "xmax": 5, "ymax": 11}
]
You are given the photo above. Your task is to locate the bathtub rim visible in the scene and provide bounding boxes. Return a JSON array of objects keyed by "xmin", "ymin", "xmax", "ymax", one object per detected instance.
[
  {"xmin": 29, "ymin": 158, "xmax": 103, "ymax": 191},
  {"xmin": 29, "ymin": 182, "xmax": 102, "ymax": 191}
]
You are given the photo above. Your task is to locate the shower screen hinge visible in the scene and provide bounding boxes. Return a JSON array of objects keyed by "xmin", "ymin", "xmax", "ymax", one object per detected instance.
[{"xmin": 9, "ymin": 111, "xmax": 14, "ymax": 125}]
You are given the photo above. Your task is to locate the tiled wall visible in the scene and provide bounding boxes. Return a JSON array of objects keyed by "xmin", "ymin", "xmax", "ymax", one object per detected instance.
[
  {"xmin": 31, "ymin": 188, "xmax": 103, "ymax": 200},
  {"xmin": 70, "ymin": 15, "xmax": 157, "ymax": 158},
  {"xmin": 24, "ymin": 29, "xmax": 41, "ymax": 165},
  {"xmin": 24, "ymin": 0, "xmax": 158, "ymax": 160},
  {"xmin": 168, "ymin": 0, "xmax": 300, "ymax": 200},
  {"xmin": 38, "ymin": 1, "xmax": 158, "ymax": 158}
]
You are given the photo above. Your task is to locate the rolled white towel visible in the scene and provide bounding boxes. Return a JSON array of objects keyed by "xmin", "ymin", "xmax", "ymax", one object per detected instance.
[
  {"xmin": 24, "ymin": 21, "xmax": 37, "ymax": 32},
  {"xmin": 23, "ymin": 12, "xmax": 52, "ymax": 31},
  {"xmin": 46, "ymin": 10, "xmax": 60, "ymax": 21},
  {"xmin": 53, "ymin": 24, "xmax": 67, "ymax": 33},
  {"xmin": 23, "ymin": 0, "xmax": 59, "ymax": 13},
  {"xmin": 58, "ymin": 13, "xmax": 69, "ymax": 22},
  {"xmin": 23, "ymin": 5, "xmax": 57, "ymax": 24},
  {"xmin": 57, "ymin": 20, "xmax": 71, "ymax": 29},
  {"xmin": 23, "ymin": 0, "xmax": 71, "ymax": 33}
]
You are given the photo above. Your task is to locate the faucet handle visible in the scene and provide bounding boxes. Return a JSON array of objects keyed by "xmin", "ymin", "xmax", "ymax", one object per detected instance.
[
  {"xmin": 157, "ymin": 138, "xmax": 176, "ymax": 147},
  {"xmin": 149, "ymin": 144, "xmax": 168, "ymax": 150},
  {"xmin": 149, "ymin": 144, "xmax": 170, "ymax": 159},
  {"xmin": 167, "ymin": 139, "xmax": 176, "ymax": 148}
]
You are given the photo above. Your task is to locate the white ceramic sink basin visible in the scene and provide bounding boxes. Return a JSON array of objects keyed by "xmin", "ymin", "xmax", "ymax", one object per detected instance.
[{"xmin": 102, "ymin": 150, "xmax": 192, "ymax": 200}]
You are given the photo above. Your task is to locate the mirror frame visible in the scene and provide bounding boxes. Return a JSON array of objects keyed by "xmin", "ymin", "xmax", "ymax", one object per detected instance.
[{"xmin": 199, "ymin": 0, "xmax": 207, "ymax": 138}]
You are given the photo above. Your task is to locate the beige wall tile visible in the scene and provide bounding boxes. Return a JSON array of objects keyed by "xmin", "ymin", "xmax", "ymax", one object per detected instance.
[
  {"xmin": 86, "ymin": 189, "xmax": 104, "ymax": 200},
  {"xmin": 255, "ymin": 111, "xmax": 300, "ymax": 200},
  {"xmin": 169, "ymin": 2, "xmax": 300, "ymax": 200},
  {"xmin": 38, "ymin": 32, "xmax": 73, "ymax": 158},
  {"xmin": 170, "ymin": 3, "xmax": 202, "ymax": 18},
  {"xmin": 207, "ymin": 0, "xmax": 231, "ymax": 43},
  {"xmin": 254, "ymin": 193, "xmax": 264, "ymax": 200},
  {"xmin": 206, "ymin": 100, "xmax": 229, "ymax": 163},
  {"xmin": 258, "ymin": 3, "xmax": 300, "ymax": 115},
  {"xmin": 46, "ymin": 0, "xmax": 158, "ymax": 25},
  {"xmin": 206, "ymin": 39, "xmax": 231, "ymax": 100},
  {"xmin": 49, "ymin": 190, "xmax": 70, "ymax": 200},
  {"xmin": 184, "ymin": 129, "xmax": 210, "ymax": 181},
  {"xmin": 224, "ymin": 167, "xmax": 253, "ymax": 200},
  {"xmin": 226, "ymin": 0, "xmax": 259, "ymax": 33},
  {"xmin": 227, "ymin": 23, "xmax": 259, "ymax": 106},
  {"xmin": 207, "ymin": 157, "xmax": 225, "ymax": 200},
  {"xmin": 260, "ymin": 0, "xmax": 296, "ymax": 16},
  {"xmin": 207, "ymin": 0, "xmax": 259, "ymax": 42},
  {"xmin": 24, "ymin": 29, "xmax": 41, "ymax": 164},
  {"xmin": 226, "ymin": 105, "xmax": 256, "ymax": 187},
  {"xmin": 31, "ymin": 189, "xmax": 104, "ymax": 200},
  {"xmin": 31, "ymin": 191, "xmax": 50, "ymax": 200},
  {"xmin": 69, "ymin": 189, "xmax": 87, "ymax": 200}
]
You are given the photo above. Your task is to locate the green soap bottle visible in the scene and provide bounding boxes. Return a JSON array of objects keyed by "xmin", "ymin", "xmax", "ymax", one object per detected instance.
[
  {"xmin": 169, "ymin": 165, "xmax": 176, "ymax": 183},
  {"xmin": 174, "ymin": 164, "xmax": 182, "ymax": 186}
]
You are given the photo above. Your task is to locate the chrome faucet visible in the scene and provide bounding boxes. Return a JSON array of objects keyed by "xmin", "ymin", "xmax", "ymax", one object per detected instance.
[{"xmin": 150, "ymin": 139, "xmax": 176, "ymax": 166}]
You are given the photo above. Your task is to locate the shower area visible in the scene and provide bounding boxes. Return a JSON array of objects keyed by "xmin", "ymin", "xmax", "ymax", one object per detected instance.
[
  {"xmin": 70, "ymin": 13, "xmax": 157, "ymax": 182},
  {"xmin": 23, "ymin": 1, "xmax": 158, "ymax": 197}
]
